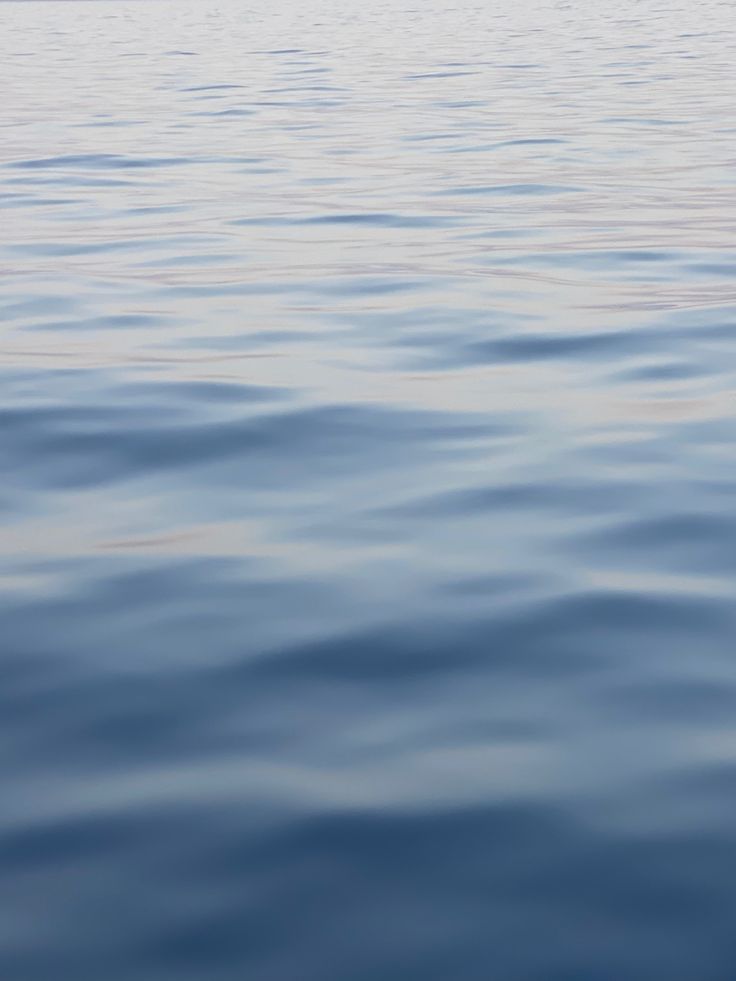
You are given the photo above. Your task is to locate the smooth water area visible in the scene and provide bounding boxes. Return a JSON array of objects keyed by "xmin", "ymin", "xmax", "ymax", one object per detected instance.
[{"xmin": 2, "ymin": 0, "xmax": 736, "ymax": 977}]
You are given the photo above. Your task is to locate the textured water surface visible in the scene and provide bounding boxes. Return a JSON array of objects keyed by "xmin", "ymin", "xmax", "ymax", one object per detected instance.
[{"xmin": 2, "ymin": 0, "xmax": 736, "ymax": 977}]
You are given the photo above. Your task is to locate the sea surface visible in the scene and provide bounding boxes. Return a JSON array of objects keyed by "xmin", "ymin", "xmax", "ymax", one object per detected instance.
[{"xmin": 2, "ymin": 0, "xmax": 736, "ymax": 977}]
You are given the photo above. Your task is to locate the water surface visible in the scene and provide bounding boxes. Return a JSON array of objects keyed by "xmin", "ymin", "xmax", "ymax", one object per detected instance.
[{"xmin": 2, "ymin": 0, "xmax": 736, "ymax": 977}]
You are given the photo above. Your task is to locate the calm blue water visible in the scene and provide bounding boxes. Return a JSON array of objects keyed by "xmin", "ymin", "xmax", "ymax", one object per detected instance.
[{"xmin": 2, "ymin": 0, "xmax": 736, "ymax": 977}]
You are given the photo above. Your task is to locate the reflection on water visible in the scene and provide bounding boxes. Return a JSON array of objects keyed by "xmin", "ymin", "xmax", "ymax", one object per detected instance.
[{"xmin": 2, "ymin": 0, "xmax": 736, "ymax": 977}]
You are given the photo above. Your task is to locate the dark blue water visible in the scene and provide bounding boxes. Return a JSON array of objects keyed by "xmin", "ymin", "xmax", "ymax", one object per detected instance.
[{"xmin": 2, "ymin": 0, "xmax": 736, "ymax": 977}]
